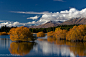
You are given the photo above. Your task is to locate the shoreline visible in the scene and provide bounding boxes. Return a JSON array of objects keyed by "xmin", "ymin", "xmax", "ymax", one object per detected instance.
[{"xmin": 33, "ymin": 33, "xmax": 47, "ymax": 34}]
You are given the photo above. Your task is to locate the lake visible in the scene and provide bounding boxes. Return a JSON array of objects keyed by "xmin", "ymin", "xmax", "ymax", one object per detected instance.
[{"xmin": 0, "ymin": 35, "xmax": 85, "ymax": 57}]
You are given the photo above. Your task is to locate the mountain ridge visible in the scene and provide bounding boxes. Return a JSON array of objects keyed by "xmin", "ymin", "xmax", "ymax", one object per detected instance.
[
  {"xmin": 61, "ymin": 18, "xmax": 86, "ymax": 25},
  {"xmin": 29, "ymin": 18, "xmax": 86, "ymax": 28},
  {"xmin": 29, "ymin": 21, "xmax": 63, "ymax": 28}
]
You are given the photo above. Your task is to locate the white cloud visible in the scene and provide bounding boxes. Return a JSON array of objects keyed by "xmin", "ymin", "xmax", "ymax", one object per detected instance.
[
  {"xmin": 10, "ymin": 11, "xmax": 49, "ymax": 14},
  {"xmin": 37, "ymin": 8, "xmax": 86, "ymax": 24},
  {"xmin": 0, "ymin": 21, "xmax": 5, "ymax": 22},
  {"xmin": 27, "ymin": 16, "xmax": 39, "ymax": 20},
  {"xmin": 8, "ymin": 8, "xmax": 86, "ymax": 26},
  {"xmin": 0, "ymin": 21, "xmax": 26, "ymax": 27},
  {"xmin": 0, "ymin": 20, "xmax": 40, "ymax": 27}
]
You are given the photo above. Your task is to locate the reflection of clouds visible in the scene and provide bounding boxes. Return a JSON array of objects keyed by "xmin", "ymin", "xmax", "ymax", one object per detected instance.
[
  {"xmin": 40, "ymin": 41, "xmax": 52, "ymax": 54},
  {"xmin": 0, "ymin": 37, "xmax": 76, "ymax": 57},
  {"xmin": 61, "ymin": 46, "xmax": 70, "ymax": 56},
  {"xmin": 53, "ymin": 45, "xmax": 60, "ymax": 55},
  {"xmin": 0, "ymin": 37, "xmax": 75, "ymax": 57},
  {"xmin": 33, "ymin": 40, "xmax": 75, "ymax": 57},
  {"xmin": 0, "ymin": 38, "xmax": 12, "ymax": 48},
  {"xmin": 70, "ymin": 52, "xmax": 75, "ymax": 57}
]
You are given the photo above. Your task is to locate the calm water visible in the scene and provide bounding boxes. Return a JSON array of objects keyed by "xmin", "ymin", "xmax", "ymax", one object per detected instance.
[{"xmin": 0, "ymin": 35, "xmax": 85, "ymax": 57}]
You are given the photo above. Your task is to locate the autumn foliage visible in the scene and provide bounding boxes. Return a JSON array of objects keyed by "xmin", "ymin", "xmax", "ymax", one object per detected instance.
[
  {"xmin": 55, "ymin": 28, "xmax": 67, "ymax": 40},
  {"xmin": 47, "ymin": 25, "xmax": 86, "ymax": 41},
  {"xmin": 9, "ymin": 26, "xmax": 36, "ymax": 41},
  {"xmin": 0, "ymin": 32, "xmax": 8, "ymax": 35},
  {"xmin": 46, "ymin": 25, "xmax": 86, "ymax": 56},
  {"xmin": 47, "ymin": 31, "xmax": 55, "ymax": 37},
  {"xmin": 9, "ymin": 42, "xmax": 35, "ymax": 56},
  {"xmin": 47, "ymin": 28, "xmax": 67, "ymax": 40},
  {"xmin": 37, "ymin": 32, "xmax": 45, "ymax": 37},
  {"xmin": 66, "ymin": 25, "xmax": 86, "ymax": 41}
]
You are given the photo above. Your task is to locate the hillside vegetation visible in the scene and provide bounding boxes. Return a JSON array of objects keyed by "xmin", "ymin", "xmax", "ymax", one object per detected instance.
[
  {"xmin": 47, "ymin": 25, "xmax": 86, "ymax": 42},
  {"xmin": 0, "ymin": 25, "xmax": 79, "ymax": 33}
]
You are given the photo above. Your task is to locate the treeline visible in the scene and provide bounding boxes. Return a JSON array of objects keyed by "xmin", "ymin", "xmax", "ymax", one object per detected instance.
[
  {"xmin": 0, "ymin": 25, "xmax": 17, "ymax": 33},
  {"xmin": 47, "ymin": 25, "xmax": 86, "ymax": 42},
  {"xmin": 0, "ymin": 25, "xmax": 79, "ymax": 33},
  {"xmin": 29, "ymin": 25, "xmax": 79, "ymax": 33}
]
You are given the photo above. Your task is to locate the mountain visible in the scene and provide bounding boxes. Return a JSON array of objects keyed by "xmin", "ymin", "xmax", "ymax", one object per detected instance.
[
  {"xmin": 29, "ymin": 18, "xmax": 86, "ymax": 28},
  {"xmin": 61, "ymin": 18, "xmax": 86, "ymax": 25},
  {"xmin": 29, "ymin": 21, "xmax": 63, "ymax": 28}
]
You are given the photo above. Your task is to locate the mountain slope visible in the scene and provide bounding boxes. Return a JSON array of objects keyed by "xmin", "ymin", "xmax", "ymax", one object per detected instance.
[
  {"xmin": 29, "ymin": 18, "xmax": 86, "ymax": 28},
  {"xmin": 29, "ymin": 21, "xmax": 63, "ymax": 28},
  {"xmin": 61, "ymin": 18, "xmax": 86, "ymax": 25}
]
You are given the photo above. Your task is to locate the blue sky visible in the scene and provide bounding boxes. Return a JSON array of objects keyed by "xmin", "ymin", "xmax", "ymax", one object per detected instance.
[{"xmin": 0, "ymin": 0, "xmax": 86, "ymax": 26}]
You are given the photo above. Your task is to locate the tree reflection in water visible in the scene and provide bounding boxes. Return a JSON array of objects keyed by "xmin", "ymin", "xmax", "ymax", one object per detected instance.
[
  {"xmin": 9, "ymin": 42, "xmax": 36, "ymax": 56},
  {"xmin": 47, "ymin": 37, "xmax": 86, "ymax": 56},
  {"xmin": 66, "ymin": 42, "xmax": 86, "ymax": 57},
  {"xmin": 55, "ymin": 40, "xmax": 86, "ymax": 57}
]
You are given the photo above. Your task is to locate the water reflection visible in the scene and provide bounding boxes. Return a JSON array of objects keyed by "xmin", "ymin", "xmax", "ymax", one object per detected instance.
[
  {"xmin": 0, "ymin": 38, "xmax": 12, "ymax": 48},
  {"xmin": 32, "ymin": 40, "xmax": 75, "ymax": 57},
  {"xmin": 9, "ymin": 42, "xmax": 35, "ymax": 56},
  {"xmin": 0, "ymin": 36, "xmax": 86, "ymax": 57},
  {"xmin": 66, "ymin": 42, "xmax": 86, "ymax": 57},
  {"xmin": 0, "ymin": 35, "xmax": 10, "ymax": 38},
  {"xmin": 9, "ymin": 42, "xmax": 36, "ymax": 56},
  {"xmin": 55, "ymin": 40, "xmax": 86, "ymax": 57}
]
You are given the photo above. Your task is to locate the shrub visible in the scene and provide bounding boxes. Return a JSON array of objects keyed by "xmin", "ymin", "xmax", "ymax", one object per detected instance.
[
  {"xmin": 37, "ymin": 32, "xmax": 45, "ymax": 37},
  {"xmin": 9, "ymin": 26, "xmax": 36, "ymax": 41},
  {"xmin": 0, "ymin": 32, "xmax": 8, "ymax": 35},
  {"xmin": 55, "ymin": 28, "xmax": 67, "ymax": 40},
  {"xmin": 66, "ymin": 25, "xmax": 86, "ymax": 41},
  {"xmin": 47, "ymin": 31, "xmax": 55, "ymax": 37}
]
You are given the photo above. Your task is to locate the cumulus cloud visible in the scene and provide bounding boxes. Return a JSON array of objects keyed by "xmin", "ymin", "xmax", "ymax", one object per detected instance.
[
  {"xmin": 9, "ymin": 8, "xmax": 86, "ymax": 26},
  {"xmin": 27, "ymin": 16, "xmax": 39, "ymax": 20},
  {"xmin": 0, "ymin": 20, "xmax": 37, "ymax": 27},
  {"xmin": 37, "ymin": 8, "xmax": 86, "ymax": 24},
  {"xmin": 0, "ymin": 21, "xmax": 5, "ymax": 22},
  {"xmin": 0, "ymin": 21, "xmax": 25, "ymax": 27}
]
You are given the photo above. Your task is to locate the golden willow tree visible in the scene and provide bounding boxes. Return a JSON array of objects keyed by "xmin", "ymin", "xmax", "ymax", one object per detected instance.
[
  {"xmin": 47, "ymin": 31, "xmax": 55, "ymax": 37},
  {"xmin": 9, "ymin": 42, "xmax": 35, "ymax": 56},
  {"xmin": 9, "ymin": 26, "xmax": 36, "ymax": 41},
  {"xmin": 54, "ymin": 28, "xmax": 67, "ymax": 40},
  {"xmin": 66, "ymin": 25, "xmax": 86, "ymax": 41},
  {"xmin": 47, "ymin": 28, "xmax": 67, "ymax": 42},
  {"xmin": 37, "ymin": 32, "xmax": 45, "ymax": 37},
  {"xmin": 47, "ymin": 31, "xmax": 56, "ymax": 42},
  {"xmin": 0, "ymin": 32, "xmax": 8, "ymax": 35}
]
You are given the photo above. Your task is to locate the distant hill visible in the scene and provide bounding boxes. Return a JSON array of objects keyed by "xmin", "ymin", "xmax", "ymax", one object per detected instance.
[
  {"xmin": 61, "ymin": 18, "xmax": 86, "ymax": 25},
  {"xmin": 29, "ymin": 21, "xmax": 63, "ymax": 28},
  {"xmin": 29, "ymin": 18, "xmax": 86, "ymax": 28}
]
